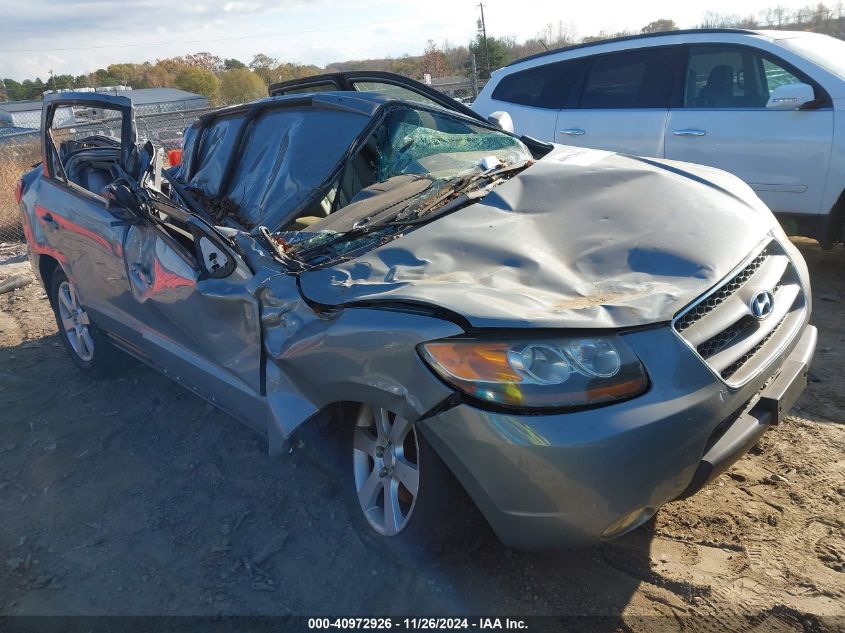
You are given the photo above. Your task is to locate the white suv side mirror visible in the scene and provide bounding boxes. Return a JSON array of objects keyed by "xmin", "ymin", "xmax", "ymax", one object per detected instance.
[
  {"xmin": 488, "ymin": 111, "xmax": 514, "ymax": 133},
  {"xmin": 766, "ymin": 83, "xmax": 816, "ymax": 110}
]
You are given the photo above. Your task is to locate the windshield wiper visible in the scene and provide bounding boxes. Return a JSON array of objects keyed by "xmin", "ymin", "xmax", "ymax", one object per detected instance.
[
  {"xmin": 289, "ymin": 216, "xmax": 394, "ymax": 264},
  {"xmin": 353, "ymin": 159, "xmax": 533, "ymax": 231},
  {"xmin": 389, "ymin": 158, "xmax": 532, "ymax": 227},
  {"xmin": 291, "ymin": 159, "xmax": 532, "ymax": 263}
]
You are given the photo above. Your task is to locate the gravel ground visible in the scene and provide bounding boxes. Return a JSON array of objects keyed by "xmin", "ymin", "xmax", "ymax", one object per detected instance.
[{"xmin": 0, "ymin": 237, "xmax": 843, "ymax": 631}]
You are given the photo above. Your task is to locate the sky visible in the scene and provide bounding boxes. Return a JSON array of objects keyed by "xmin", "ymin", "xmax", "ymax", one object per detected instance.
[{"xmin": 0, "ymin": 0, "xmax": 822, "ymax": 81}]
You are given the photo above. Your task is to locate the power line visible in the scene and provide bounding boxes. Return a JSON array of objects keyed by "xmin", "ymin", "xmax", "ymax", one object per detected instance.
[{"xmin": 0, "ymin": 15, "xmax": 415, "ymax": 54}]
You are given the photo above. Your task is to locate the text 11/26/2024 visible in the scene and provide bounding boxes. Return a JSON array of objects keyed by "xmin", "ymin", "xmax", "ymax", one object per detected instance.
[{"xmin": 307, "ymin": 618, "xmax": 529, "ymax": 630}]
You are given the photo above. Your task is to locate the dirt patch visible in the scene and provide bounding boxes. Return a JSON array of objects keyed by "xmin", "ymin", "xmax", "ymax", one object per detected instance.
[{"xmin": 0, "ymin": 238, "xmax": 843, "ymax": 628}]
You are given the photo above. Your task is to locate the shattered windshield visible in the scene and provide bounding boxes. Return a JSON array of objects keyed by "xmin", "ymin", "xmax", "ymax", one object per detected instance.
[
  {"xmin": 274, "ymin": 104, "xmax": 533, "ymax": 266},
  {"xmin": 373, "ymin": 106, "xmax": 530, "ymax": 181}
]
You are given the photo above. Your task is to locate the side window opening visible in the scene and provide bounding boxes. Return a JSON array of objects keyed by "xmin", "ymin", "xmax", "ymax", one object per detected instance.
[
  {"xmin": 350, "ymin": 81, "xmax": 439, "ymax": 107},
  {"xmin": 48, "ymin": 104, "xmax": 127, "ymax": 197}
]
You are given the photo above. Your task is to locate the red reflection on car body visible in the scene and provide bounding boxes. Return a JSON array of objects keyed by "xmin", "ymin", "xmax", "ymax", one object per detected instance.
[
  {"xmin": 149, "ymin": 256, "xmax": 196, "ymax": 295},
  {"xmin": 34, "ymin": 205, "xmax": 120, "ymax": 257}
]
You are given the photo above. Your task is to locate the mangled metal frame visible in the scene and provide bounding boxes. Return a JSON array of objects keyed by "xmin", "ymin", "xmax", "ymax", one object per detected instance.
[
  {"xmin": 150, "ymin": 94, "xmax": 547, "ymax": 452},
  {"xmin": 153, "ymin": 91, "xmax": 807, "ymax": 456}
]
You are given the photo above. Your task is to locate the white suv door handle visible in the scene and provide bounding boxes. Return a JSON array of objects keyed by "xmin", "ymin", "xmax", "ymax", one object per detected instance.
[
  {"xmin": 559, "ymin": 128, "xmax": 586, "ymax": 136},
  {"xmin": 673, "ymin": 128, "xmax": 707, "ymax": 137}
]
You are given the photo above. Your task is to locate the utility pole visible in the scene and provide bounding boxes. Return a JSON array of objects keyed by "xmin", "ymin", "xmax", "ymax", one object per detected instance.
[
  {"xmin": 470, "ymin": 53, "xmax": 479, "ymax": 99},
  {"xmin": 477, "ymin": 3, "xmax": 490, "ymax": 79}
]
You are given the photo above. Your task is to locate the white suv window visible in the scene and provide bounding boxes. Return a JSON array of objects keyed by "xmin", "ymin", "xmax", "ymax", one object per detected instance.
[
  {"xmin": 580, "ymin": 48, "xmax": 673, "ymax": 109},
  {"xmin": 684, "ymin": 46, "xmax": 804, "ymax": 108},
  {"xmin": 490, "ymin": 59, "xmax": 584, "ymax": 109},
  {"xmin": 762, "ymin": 58, "xmax": 802, "ymax": 92}
]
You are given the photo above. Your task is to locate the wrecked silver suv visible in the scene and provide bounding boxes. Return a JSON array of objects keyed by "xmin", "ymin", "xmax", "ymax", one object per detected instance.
[{"xmin": 19, "ymin": 83, "xmax": 816, "ymax": 552}]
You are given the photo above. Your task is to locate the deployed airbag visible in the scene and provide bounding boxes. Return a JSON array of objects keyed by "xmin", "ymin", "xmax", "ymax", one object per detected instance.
[{"xmin": 177, "ymin": 104, "xmax": 370, "ymax": 230}]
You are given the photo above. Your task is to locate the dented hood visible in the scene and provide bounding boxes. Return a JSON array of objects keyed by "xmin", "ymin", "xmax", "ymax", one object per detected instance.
[{"xmin": 298, "ymin": 149, "xmax": 779, "ymax": 329}]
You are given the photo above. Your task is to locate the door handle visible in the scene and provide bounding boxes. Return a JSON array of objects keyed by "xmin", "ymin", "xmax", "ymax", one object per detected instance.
[
  {"xmin": 559, "ymin": 128, "xmax": 586, "ymax": 136},
  {"xmin": 42, "ymin": 213, "xmax": 60, "ymax": 229},
  {"xmin": 673, "ymin": 128, "xmax": 707, "ymax": 137}
]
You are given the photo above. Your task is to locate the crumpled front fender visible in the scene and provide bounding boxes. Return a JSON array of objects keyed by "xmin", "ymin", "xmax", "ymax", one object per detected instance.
[{"xmin": 256, "ymin": 273, "xmax": 462, "ymax": 454}]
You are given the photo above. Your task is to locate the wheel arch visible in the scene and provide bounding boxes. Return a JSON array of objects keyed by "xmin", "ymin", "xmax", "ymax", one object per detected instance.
[
  {"xmin": 268, "ymin": 394, "xmax": 420, "ymax": 456},
  {"xmin": 37, "ymin": 254, "xmax": 61, "ymax": 302},
  {"xmin": 820, "ymin": 186, "xmax": 845, "ymax": 249}
]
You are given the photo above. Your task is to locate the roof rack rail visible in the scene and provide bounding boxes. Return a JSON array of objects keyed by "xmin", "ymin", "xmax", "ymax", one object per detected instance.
[{"xmin": 506, "ymin": 28, "xmax": 761, "ymax": 68}]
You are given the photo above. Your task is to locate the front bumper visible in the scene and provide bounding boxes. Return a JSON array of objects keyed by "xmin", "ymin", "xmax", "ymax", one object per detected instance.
[{"xmin": 418, "ymin": 323, "xmax": 817, "ymax": 550}]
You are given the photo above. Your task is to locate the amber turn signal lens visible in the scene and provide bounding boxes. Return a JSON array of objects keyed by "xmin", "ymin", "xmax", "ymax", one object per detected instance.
[{"xmin": 420, "ymin": 341, "xmax": 522, "ymax": 383}]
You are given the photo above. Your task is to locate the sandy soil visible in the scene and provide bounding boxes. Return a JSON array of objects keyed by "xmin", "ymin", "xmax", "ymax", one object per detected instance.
[{"xmin": 0, "ymin": 238, "xmax": 843, "ymax": 630}]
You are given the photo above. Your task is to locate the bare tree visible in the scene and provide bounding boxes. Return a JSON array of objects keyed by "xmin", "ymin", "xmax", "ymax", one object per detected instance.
[
  {"xmin": 641, "ymin": 18, "xmax": 679, "ymax": 34},
  {"xmin": 772, "ymin": 5, "xmax": 791, "ymax": 26},
  {"xmin": 537, "ymin": 21, "xmax": 579, "ymax": 50},
  {"xmin": 441, "ymin": 40, "xmax": 469, "ymax": 76},
  {"xmin": 699, "ymin": 10, "xmax": 742, "ymax": 28},
  {"xmin": 736, "ymin": 14, "xmax": 760, "ymax": 28}
]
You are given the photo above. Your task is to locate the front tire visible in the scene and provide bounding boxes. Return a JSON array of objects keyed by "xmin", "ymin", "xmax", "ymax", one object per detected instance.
[
  {"xmin": 347, "ymin": 404, "xmax": 486, "ymax": 558},
  {"xmin": 49, "ymin": 269, "xmax": 131, "ymax": 379}
]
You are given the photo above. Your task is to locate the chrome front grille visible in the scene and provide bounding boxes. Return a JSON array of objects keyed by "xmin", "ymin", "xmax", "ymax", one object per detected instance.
[
  {"xmin": 675, "ymin": 248, "xmax": 769, "ymax": 333},
  {"xmin": 673, "ymin": 239, "xmax": 806, "ymax": 386}
]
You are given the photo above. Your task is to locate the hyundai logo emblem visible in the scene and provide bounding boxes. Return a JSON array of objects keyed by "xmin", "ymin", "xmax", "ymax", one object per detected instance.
[{"xmin": 749, "ymin": 290, "xmax": 775, "ymax": 320}]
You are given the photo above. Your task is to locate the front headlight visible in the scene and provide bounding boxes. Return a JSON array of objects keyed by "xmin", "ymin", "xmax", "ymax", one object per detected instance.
[{"xmin": 419, "ymin": 335, "xmax": 648, "ymax": 411}]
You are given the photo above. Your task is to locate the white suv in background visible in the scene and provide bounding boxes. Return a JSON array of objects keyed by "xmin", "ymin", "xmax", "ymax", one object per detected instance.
[{"xmin": 472, "ymin": 29, "xmax": 845, "ymax": 248}]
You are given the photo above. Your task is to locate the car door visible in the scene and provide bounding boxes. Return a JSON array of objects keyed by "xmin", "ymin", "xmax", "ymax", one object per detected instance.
[
  {"xmin": 121, "ymin": 207, "xmax": 266, "ymax": 430},
  {"xmin": 664, "ymin": 44, "xmax": 834, "ymax": 216},
  {"xmin": 35, "ymin": 93, "xmax": 146, "ymax": 348},
  {"xmin": 555, "ymin": 47, "xmax": 675, "ymax": 156}
]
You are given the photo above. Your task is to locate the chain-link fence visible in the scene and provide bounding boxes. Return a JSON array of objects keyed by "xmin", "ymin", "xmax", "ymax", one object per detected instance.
[
  {"xmin": 429, "ymin": 78, "xmax": 486, "ymax": 104},
  {"xmin": 0, "ymin": 132, "xmax": 41, "ymax": 243},
  {"xmin": 0, "ymin": 78, "xmax": 485, "ymax": 243}
]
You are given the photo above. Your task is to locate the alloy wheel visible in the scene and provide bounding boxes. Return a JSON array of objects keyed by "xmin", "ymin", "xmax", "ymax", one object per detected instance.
[
  {"xmin": 57, "ymin": 280, "xmax": 94, "ymax": 362},
  {"xmin": 352, "ymin": 404, "xmax": 420, "ymax": 536}
]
